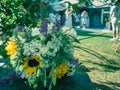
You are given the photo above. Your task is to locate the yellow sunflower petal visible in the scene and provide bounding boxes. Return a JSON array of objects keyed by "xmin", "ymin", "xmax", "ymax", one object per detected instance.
[
  {"xmin": 25, "ymin": 67, "xmax": 36, "ymax": 75},
  {"xmin": 8, "ymin": 41, "xmax": 16, "ymax": 45},
  {"xmin": 5, "ymin": 40, "xmax": 17, "ymax": 56},
  {"xmin": 7, "ymin": 49, "xmax": 16, "ymax": 55}
]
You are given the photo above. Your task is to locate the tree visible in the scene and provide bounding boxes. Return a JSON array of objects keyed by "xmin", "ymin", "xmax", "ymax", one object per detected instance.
[{"xmin": 0, "ymin": 0, "xmax": 50, "ymax": 39}]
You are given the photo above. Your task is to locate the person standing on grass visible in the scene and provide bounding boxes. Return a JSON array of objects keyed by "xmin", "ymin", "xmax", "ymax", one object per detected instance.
[
  {"xmin": 81, "ymin": 11, "xmax": 89, "ymax": 29},
  {"xmin": 110, "ymin": 0, "xmax": 120, "ymax": 41},
  {"xmin": 64, "ymin": 6, "xmax": 73, "ymax": 29}
]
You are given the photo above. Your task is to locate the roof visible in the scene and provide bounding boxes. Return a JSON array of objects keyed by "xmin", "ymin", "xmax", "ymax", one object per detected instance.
[
  {"xmin": 50, "ymin": 0, "xmax": 79, "ymax": 11},
  {"xmin": 92, "ymin": 0, "xmax": 111, "ymax": 7}
]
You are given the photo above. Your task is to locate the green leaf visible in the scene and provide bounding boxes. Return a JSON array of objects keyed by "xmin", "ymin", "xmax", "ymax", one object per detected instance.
[
  {"xmin": 33, "ymin": 84, "xmax": 38, "ymax": 89},
  {"xmin": 52, "ymin": 76, "xmax": 56, "ymax": 86},
  {"xmin": 20, "ymin": 72, "xmax": 26, "ymax": 79},
  {"xmin": 19, "ymin": 65, "xmax": 24, "ymax": 71},
  {"xmin": 36, "ymin": 68, "xmax": 41, "ymax": 77},
  {"xmin": 49, "ymin": 84, "xmax": 52, "ymax": 90},
  {"xmin": 69, "ymin": 34, "xmax": 80, "ymax": 43},
  {"xmin": 44, "ymin": 78, "xmax": 47, "ymax": 87},
  {"xmin": 44, "ymin": 72, "xmax": 47, "ymax": 87}
]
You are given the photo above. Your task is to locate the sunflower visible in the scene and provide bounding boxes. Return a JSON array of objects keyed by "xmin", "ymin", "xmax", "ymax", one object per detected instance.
[
  {"xmin": 23, "ymin": 55, "xmax": 43, "ymax": 75},
  {"xmin": 54, "ymin": 62, "xmax": 69, "ymax": 79},
  {"xmin": 5, "ymin": 40, "xmax": 17, "ymax": 56}
]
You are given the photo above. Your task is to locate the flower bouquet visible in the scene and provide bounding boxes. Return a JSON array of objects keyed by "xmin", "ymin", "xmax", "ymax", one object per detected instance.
[{"xmin": 5, "ymin": 19, "xmax": 79, "ymax": 90}]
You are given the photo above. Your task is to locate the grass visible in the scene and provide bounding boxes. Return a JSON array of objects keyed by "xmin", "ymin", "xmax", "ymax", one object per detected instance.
[
  {"xmin": 0, "ymin": 29, "xmax": 120, "ymax": 90},
  {"xmin": 74, "ymin": 30, "xmax": 120, "ymax": 90}
]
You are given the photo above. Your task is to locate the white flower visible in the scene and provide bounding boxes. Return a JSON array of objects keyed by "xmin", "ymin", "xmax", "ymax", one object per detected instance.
[
  {"xmin": 32, "ymin": 40, "xmax": 41, "ymax": 56},
  {"xmin": 23, "ymin": 43, "xmax": 31, "ymax": 56},
  {"xmin": 31, "ymin": 28, "xmax": 40, "ymax": 36},
  {"xmin": 46, "ymin": 41, "xmax": 58, "ymax": 56},
  {"xmin": 40, "ymin": 45, "xmax": 48, "ymax": 56},
  {"xmin": 23, "ymin": 40, "xmax": 41, "ymax": 56},
  {"xmin": 64, "ymin": 44, "xmax": 74, "ymax": 55},
  {"xmin": 51, "ymin": 35, "xmax": 62, "ymax": 47},
  {"xmin": 67, "ymin": 64, "xmax": 76, "ymax": 76},
  {"xmin": 62, "ymin": 28, "xmax": 77, "ymax": 38}
]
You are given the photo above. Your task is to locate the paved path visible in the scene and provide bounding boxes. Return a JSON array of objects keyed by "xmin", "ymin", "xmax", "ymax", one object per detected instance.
[{"xmin": 75, "ymin": 28, "xmax": 112, "ymax": 33}]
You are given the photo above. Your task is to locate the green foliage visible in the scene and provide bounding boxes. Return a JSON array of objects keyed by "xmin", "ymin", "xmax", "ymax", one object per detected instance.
[
  {"xmin": 0, "ymin": 45, "xmax": 8, "ymax": 58},
  {"xmin": 0, "ymin": 0, "xmax": 50, "ymax": 38}
]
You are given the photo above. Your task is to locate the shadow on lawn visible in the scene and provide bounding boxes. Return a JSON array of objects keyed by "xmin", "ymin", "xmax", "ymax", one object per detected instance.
[
  {"xmin": 93, "ymin": 79, "xmax": 120, "ymax": 90},
  {"xmin": 75, "ymin": 45, "xmax": 113, "ymax": 64},
  {"xmin": 85, "ymin": 61, "xmax": 120, "ymax": 72},
  {"xmin": 93, "ymin": 82, "xmax": 115, "ymax": 90},
  {"xmin": 74, "ymin": 46, "xmax": 120, "ymax": 72},
  {"xmin": 105, "ymin": 82, "xmax": 120, "ymax": 89},
  {"xmin": 0, "ymin": 71, "xmax": 94, "ymax": 90},
  {"xmin": 76, "ymin": 30, "xmax": 112, "ymax": 41}
]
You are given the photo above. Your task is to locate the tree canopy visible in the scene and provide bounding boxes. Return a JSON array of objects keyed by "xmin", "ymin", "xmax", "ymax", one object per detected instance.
[{"xmin": 0, "ymin": 0, "xmax": 51, "ymax": 36}]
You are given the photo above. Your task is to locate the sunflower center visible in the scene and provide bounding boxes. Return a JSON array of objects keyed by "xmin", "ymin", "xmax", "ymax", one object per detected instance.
[{"xmin": 28, "ymin": 59, "xmax": 39, "ymax": 67}]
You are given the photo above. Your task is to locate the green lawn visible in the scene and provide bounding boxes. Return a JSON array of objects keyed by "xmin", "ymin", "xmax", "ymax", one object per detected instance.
[
  {"xmin": 74, "ymin": 30, "xmax": 120, "ymax": 90},
  {"xmin": 0, "ymin": 29, "xmax": 120, "ymax": 90}
]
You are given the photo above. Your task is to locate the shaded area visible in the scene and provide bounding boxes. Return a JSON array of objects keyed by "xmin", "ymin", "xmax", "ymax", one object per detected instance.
[
  {"xmin": 93, "ymin": 82, "xmax": 115, "ymax": 90},
  {"xmin": 74, "ymin": 32, "xmax": 120, "ymax": 71},
  {"xmin": 90, "ymin": 62, "xmax": 120, "ymax": 71},
  {"xmin": 76, "ymin": 30, "xmax": 112, "ymax": 41},
  {"xmin": 0, "ymin": 78, "xmax": 33, "ymax": 90},
  {"xmin": 83, "ymin": 61, "xmax": 120, "ymax": 72},
  {"xmin": 74, "ymin": 45, "xmax": 120, "ymax": 73},
  {"xmin": 53, "ymin": 73, "xmax": 93, "ymax": 90},
  {"xmin": 75, "ymin": 45, "xmax": 111, "ymax": 64},
  {"xmin": 105, "ymin": 82, "xmax": 120, "ymax": 89},
  {"xmin": 0, "ymin": 45, "xmax": 8, "ymax": 59},
  {"xmin": 0, "ymin": 72, "xmax": 93, "ymax": 90},
  {"xmin": 93, "ymin": 80, "xmax": 120, "ymax": 90}
]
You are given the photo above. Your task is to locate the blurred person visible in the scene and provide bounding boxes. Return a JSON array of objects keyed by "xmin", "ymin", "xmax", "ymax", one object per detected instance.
[
  {"xmin": 73, "ymin": 12, "xmax": 80, "ymax": 29},
  {"xmin": 81, "ymin": 11, "xmax": 89, "ymax": 29},
  {"xmin": 110, "ymin": 0, "xmax": 120, "ymax": 41},
  {"xmin": 49, "ymin": 12, "xmax": 56, "ymax": 24},
  {"xmin": 55, "ymin": 13, "xmax": 61, "ymax": 23},
  {"xmin": 64, "ymin": 6, "xmax": 73, "ymax": 29}
]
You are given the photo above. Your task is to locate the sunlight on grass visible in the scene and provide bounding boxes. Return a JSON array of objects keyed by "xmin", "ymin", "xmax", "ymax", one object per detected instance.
[{"xmin": 74, "ymin": 30, "xmax": 120, "ymax": 90}]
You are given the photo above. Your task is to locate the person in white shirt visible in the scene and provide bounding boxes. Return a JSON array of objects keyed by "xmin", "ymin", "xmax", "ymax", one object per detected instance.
[
  {"xmin": 73, "ymin": 12, "xmax": 80, "ymax": 28},
  {"xmin": 110, "ymin": 0, "xmax": 120, "ymax": 41},
  {"xmin": 81, "ymin": 11, "xmax": 89, "ymax": 29}
]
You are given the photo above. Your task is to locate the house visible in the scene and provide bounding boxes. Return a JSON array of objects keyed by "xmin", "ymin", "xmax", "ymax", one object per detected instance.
[
  {"xmin": 78, "ymin": 6, "xmax": 110, "ymax": 28},
  {"xmin": 50, "ymin": 0, "xmax": 112, "ymax": 29},
  {"xmin": 78, "ymin": 0, "xmax": 112, "ymax": 28}
]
